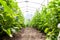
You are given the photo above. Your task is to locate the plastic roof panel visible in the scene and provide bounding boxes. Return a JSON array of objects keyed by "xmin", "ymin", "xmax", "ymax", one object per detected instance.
[{"xmin": 16, "ymin": 0, "xmax": 49, "ymax": 19}]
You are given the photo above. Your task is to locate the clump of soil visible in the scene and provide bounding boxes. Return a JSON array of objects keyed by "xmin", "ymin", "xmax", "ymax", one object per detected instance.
[{"xmin": 0, "ymin": 27, "xmax": 46, "ymax": 40}]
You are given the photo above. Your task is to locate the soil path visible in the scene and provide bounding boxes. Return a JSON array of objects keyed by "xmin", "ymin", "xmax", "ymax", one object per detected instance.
[{"xmin": 2, "ymin": 27, "xmax": 46, "ymax": 40}]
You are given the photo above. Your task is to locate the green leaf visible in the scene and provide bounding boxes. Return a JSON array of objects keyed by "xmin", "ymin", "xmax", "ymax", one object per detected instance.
[{"xmin": 44, "ymin": 28, "xmax": 49, "ymax": 33}]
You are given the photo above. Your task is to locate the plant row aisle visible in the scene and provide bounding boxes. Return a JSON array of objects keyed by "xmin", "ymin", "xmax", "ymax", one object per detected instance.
[
  {"xmin": 0, "ymin": 0, "xmax": 24, "ymax": 37},
  {"xmin": 30, "ymin": 0, "xmax": 60, "ymax": 40}
]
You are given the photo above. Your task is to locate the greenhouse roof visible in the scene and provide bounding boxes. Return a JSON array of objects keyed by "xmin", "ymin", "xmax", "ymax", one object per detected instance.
[{"xmin": 16, "ymin": 0, "xmax": 49, "ymax": 19}]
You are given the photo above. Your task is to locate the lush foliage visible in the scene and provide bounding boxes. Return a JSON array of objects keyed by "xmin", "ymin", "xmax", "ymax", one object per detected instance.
[
  {"xmin": 0, "ymin": 0, "xmax": 24, "ymax": 37},
  {"xmin": 30, "ymin": 0, "xmax": 60, "ymax": 40}
]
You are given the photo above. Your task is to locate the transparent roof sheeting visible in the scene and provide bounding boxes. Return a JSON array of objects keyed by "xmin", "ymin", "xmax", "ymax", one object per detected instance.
[{"xmin": 16, "ymin": 0, "xmax": 49, "ymax": 20}]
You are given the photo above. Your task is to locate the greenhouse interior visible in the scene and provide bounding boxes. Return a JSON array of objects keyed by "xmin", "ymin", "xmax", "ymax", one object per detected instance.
[{"xmin": 0, "ymin": 0, "xmax": 60, "ymax": 40}]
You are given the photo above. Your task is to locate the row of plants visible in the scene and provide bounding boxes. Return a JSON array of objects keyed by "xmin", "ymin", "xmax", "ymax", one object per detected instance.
[
  {"xmin": 30, "ymin": 0, "xmax": 60, "ymax": 40},
  {"xmin": 0, "ymin": 0, "xmax": 24, "ymax": 37}
]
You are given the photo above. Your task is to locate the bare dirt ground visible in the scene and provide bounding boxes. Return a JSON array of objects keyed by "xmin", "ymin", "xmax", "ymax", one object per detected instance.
[{"xmin": 1, "ymin": 27, "xmax": 46, "ymax": 40}]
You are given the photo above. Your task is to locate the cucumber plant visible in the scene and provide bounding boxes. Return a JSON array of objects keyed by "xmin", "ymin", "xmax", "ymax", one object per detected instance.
[
  {"xmin": 30, "ymin": 0, "xmax": 60, "ymax": 40},
  {"xmin": 0, "ymin": 0, "xmax": 24, "ymax": 37}
]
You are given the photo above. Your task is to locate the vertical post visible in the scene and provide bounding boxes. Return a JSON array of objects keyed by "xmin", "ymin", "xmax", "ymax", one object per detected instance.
[
  {"xmin": 58, "ymin": 31, "xmax": 60, "ymax": 40},
  {"xmin": 57, "ymin": 23, "xmax": 60, "ymax": 40}
]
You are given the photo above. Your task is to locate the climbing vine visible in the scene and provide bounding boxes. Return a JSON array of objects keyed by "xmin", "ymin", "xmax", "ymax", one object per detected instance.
[
  {"xmin": 30, "ymin": 0, "xmax": 60, "ymax": 40},
  {"xmin": 0, "ymin": 0, "xmax": 24, "ymax": 37}
]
